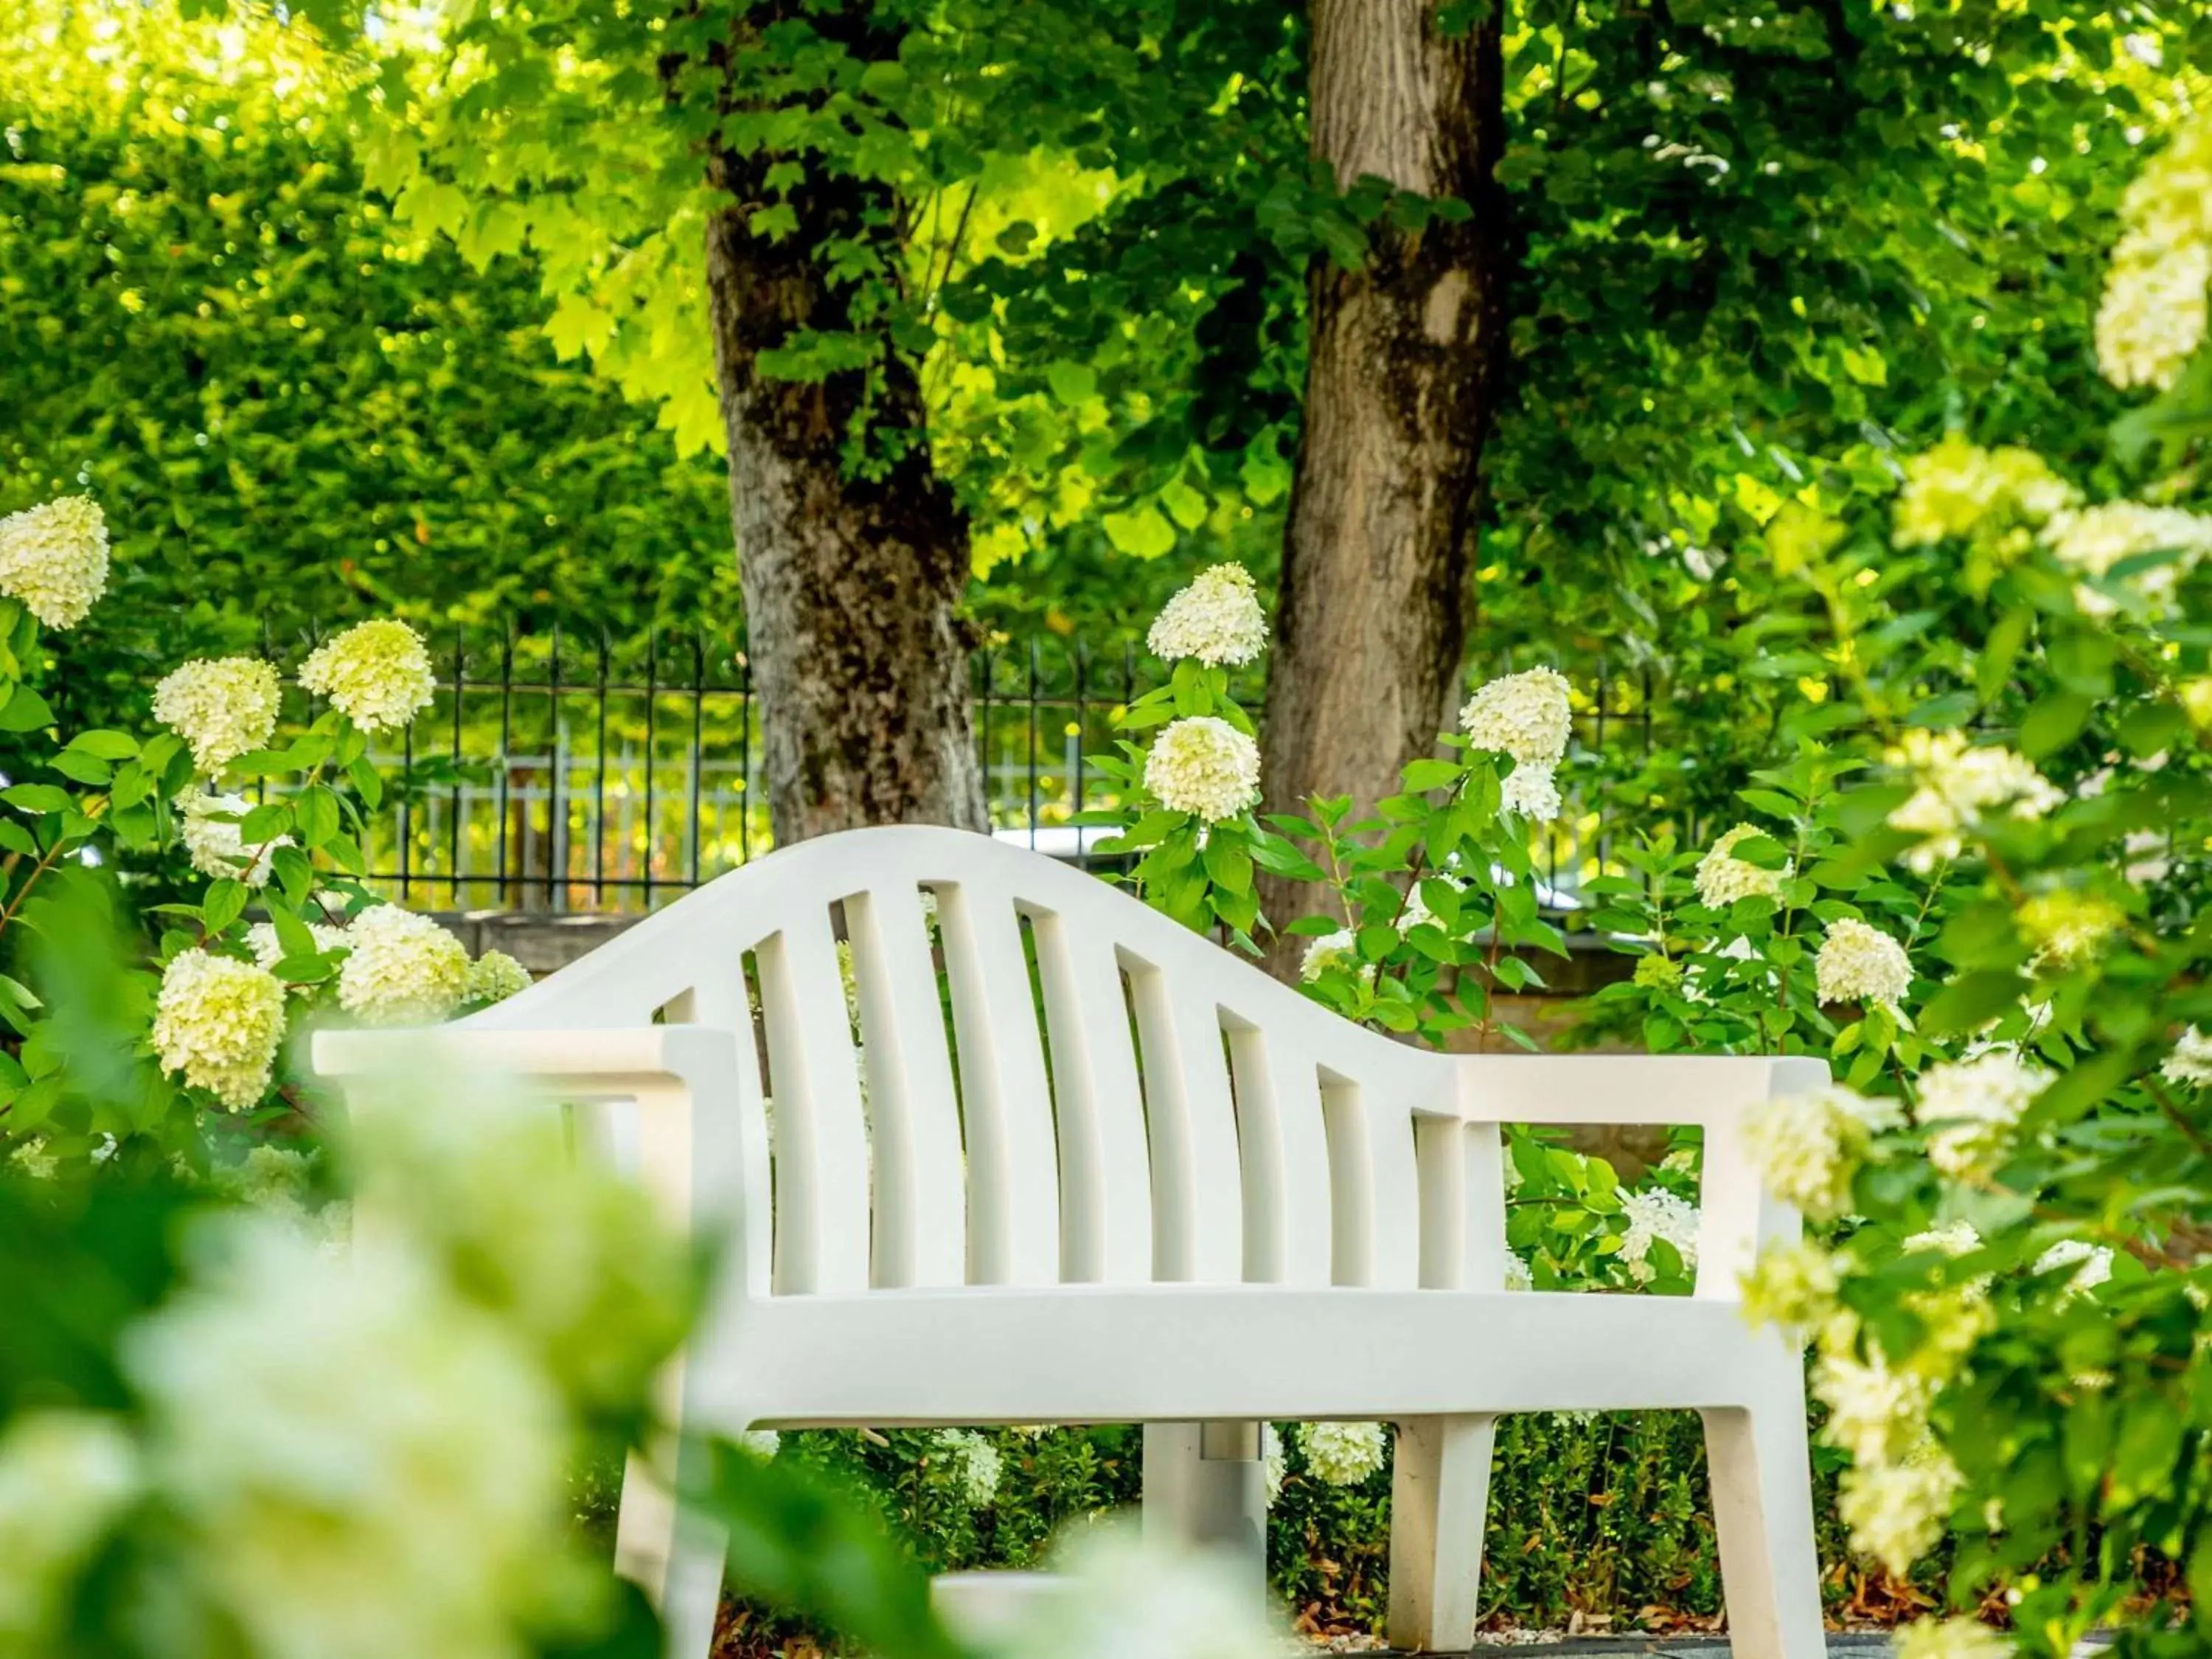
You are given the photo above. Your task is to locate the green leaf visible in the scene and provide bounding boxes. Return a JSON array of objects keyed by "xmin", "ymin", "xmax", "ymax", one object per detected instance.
[
  {"xmin": 48, "ymin": 750, "xmax": 112, "ymax": 786},
  {"xmin": 203, "ymin": 879, "xmax": 248, "ymax": 933},
  {"xmin": 295, "ymin": 785, "xmax": 341, "ymax": 848},
  {"xmin": 0, "ymin": 684, "xmax": 54, "ymax": 734},
  {"xmin": 1, "ymin": 784, "xmax": 75, "ymax": 815},
  {"xmin": 1201, "ymin": 837, "xmax": 1253, "ymax": 896},
  {"xmin": 1045, "ymin": 361, "xmax": 1096, "ymax": 406},
  {"xmin": 1401, "ymin": 757, "xmax": 1463, "ymax": 792},
  {"xmin": 1102, "ymin": 505, "xmax": 1175, "ymax": 558},
  {"xmin": 2019, "ymin": 690, "xmax": 2091, "ymax": 759},
  {"xmin": 66, "ymin": 729, "xmax": 139, "ymax": 761}
]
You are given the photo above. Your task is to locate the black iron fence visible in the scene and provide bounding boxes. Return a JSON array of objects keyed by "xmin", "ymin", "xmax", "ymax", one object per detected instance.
[{"xmin": 255, "ymin": 625, "xmax": 1683, "ymax": 914}]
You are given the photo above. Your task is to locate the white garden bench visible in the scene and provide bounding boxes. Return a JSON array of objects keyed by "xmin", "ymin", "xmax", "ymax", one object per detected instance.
[{"xmin": 316, "ymin": 826, "xmax": 1826, "ymax": 1658}]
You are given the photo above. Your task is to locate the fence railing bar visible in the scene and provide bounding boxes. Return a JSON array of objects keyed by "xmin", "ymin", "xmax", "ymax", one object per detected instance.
[{"xmin": 643, "ymin": 630, "xmax": 659, "ymax": 897}]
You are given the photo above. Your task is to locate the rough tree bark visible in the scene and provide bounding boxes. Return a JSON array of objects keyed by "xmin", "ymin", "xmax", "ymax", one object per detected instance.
[
  {"xmin": 698, "ymin": 10, "xmax": 985, "ymax": 846},
  {"xmin": 1259, "ymin": 0, "xmax": 1510, "ymax": 965}
]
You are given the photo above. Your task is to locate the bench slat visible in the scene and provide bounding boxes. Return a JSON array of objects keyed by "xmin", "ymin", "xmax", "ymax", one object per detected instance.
[
  {"xmin": 934, "ymin": 882, "xmax": 1061, "ymax": 1285},
  {"xmin": 1121, "ymin": 952, "xmax": 1242, "ymax": 1284},
  {"xmin": 844, "ymin": 886, "xmax": 967, "ymax": 1289},
  {"xmin": 1029, "ymin": 907, "xmax": 1152, "ymax": 1284},
  {"xmin": 1226, "ymin": 1026, "xmax": 1334, "ymax": 1287},
  {"xmin": 755, "ymin": 919, "xmax": 873, "ymax": 1294}
]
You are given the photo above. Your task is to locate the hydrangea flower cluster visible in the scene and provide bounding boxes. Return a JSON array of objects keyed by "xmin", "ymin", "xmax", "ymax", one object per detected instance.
[
  {"xmin": 465, "ymin": 950, "xmax": 532, "ymax": 1004},
  {"xmin": 1918, "ymin": 1051, "xmax": 2051, "ymax": 1180},
  {"xmin": 1893, "ymin": 1618, "xmax": 2011, "ymax": 1659},
  {"xmin": 1891, "ymin": 435, "xmax": 2076, "ymax": 551},
  {"xmin": 1812, "ymin": 918, "xmax": 1912, "ymax": 1009},
  {"xmin": 1837, "ymin": 1445, "xmax": 1966, "ymax": 1576},
  {"xmin": 2031, "ymin": 1237, "xmax": 2114, "ymax": 1301},
  {"xmin": 177, "ymin": 790, "xmax": 290, "ymax": 888},
  {"xmin": 931, "ymin": 1428, "xmax": 1004, "ymax": 1507},
  {"xmin": 1146, "ymin": 563, "xmax": 1268, "ymax": 667},
  {"xmin": 1300, "ymin": 1420, "xmax": 1388, "ymax": 1487},
  {"xmin": 2017, "ymin": 890, "xmax": 2125, "ymax": 967},
  {"xmin": 1458, "ymin": 668, "xmax": 1571, "ymax": 820},
  {"xmin": 1693, "ymin": 823, "xmax": 1789, "ymax": 908},
  {"xmin": 246, "ymin": 919, "xmax": 348, "ymax": 974},
  {"xmin": 150, "ymin": 949, "xmax": 288, "ymax": 1110},
  {"xmin": 1298, "ymin": 929, "xmax": 1361, "ymax": 983},
  {"xmin": 299, "ymin": 619, "xmax": 437, "ymax": 732},
  {"xmin": 1617, "ymin": 1186, "xmax": 1699, "ymax": 1284},
  {"xmin": 0, "ymin": 1411, "xmax": 140, "ymax": 1645},
  {"xmin": 153, "ymin": 656, "xmax": 282, "ymax": 776},
  {"xmin": 335, "ymin": 905, "xmax": 473, "ymax": 1024},
  {"xmin": 2161, "ymin": 1024, "xmax": 2212, "ymax": 1088},
  {"xmin": 1144, "ymin": 716, "xmax": 1261, "ymax": 822},
  {"xmin": 2094, "ymin": 110, "xmax": 2212, "ymax": 391},
  {"xmin": 2039, "ymin": 501, "xmax": 2212, "ymax": 616},
  {"xmin": 1884, "ymin": 729, "xmax": 2062, "ymax": 874},
  {"xmin": 0, "ymin": 495, "xmax": 109, "ymax": 630},
  {"xmin": 1741, "ymin": 1082, "xmax": 1902, "ymax": 1222},
  {"xmin": 123, "ymin": 1220, "xmax": 569, "ymax": 1659}
]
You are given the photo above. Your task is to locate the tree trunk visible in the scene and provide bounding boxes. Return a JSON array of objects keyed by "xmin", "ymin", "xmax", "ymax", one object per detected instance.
[
  {"xmin": 699, "ymin": 13, "xmax": 984, "ymax": 847},
  {"xmin": 1259, "ymin": 0, "xmax": 1509, "ymax": 964}
]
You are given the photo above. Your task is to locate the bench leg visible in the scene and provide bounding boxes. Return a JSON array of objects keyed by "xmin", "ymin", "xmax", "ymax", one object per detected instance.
[
  {"xmin": 1141, "ymin": 1422, "xmax": 1267, "ymax": 1610},
  {"xmin": 614, "ymin": 1444, "xmax": 727, "ymax": 1659},
  {"xmin": 1386, "ymin": 1413, "xmax": 1496, "ymax": 1653},
  {"xmin": 1700, "ymin": 1402, "xmax": 1825, "ymax": 1659}
]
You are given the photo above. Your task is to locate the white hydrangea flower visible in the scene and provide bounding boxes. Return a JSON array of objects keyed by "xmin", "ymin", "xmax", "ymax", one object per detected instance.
[
  {"xmin": 736, "ymin": 1429, "xmax": 780, "ymax": 1459},
  {"xmin": 1813, "ymin": 918, "xmax": 1912, "ymax": 1009},
  {"xmin": 991, "ymin": 1523, "xmax": 1282, "ymax": 1659},
  {"xmin": 2041, "ymin": 501, "xmax": 2212, "ymax": 616},
  {"xmin": 177, "ymin": 790, "xmax": 288, "ymax": 888},
  {"xmin": 1893, "ymin": 1617, "xmax": 2012, "ymax": 1659},
  {"xmin": 1739, "ymin": 1240, "xmax": 1848, "ymax": 1343},
  {"xmin": 2032, "ymin": 1238, "xmax": 2114, "ymax": 1300},
  {"xmin": 1301, "ymin": 1421, "xmax": 1388, "ymax": 1487},
  {"xmin": 0, "ymin": 495, "xmax": 109, "ymax": 630},
  {"xmin": 933, "ymin": 1428, "xmax": 1004, "ymax": 1506},
  {"xmin": 1502, "ymin": 1252, "xmax": 1534, "ymax": 1292},
  {"xmin": 1811, "ymin": 1348, "xmax": 1935, "ymax": 1469},
  {"xmin": 299, "ymin": 619, "xmax": 437, "ymax": 733},
  {"xmin": 1458, "ymin": 667, "xmax": 1572, "ymax": 769},
  {"xmin": 2017, "ymin": 891, "xmax": 2124, "ymax": 968},
  {"xmin": 335, "ymin": 905, "xmax": 471, "ymax": 1025},
  {"xmin": 1299, "ymin": 929, "xmax": 1361, "ymax": 982},
  {"xmin": 1499, "ymin": 762, "xmax": 1562, "ymax": 821},
  {"xmin": 1144, "ymin": 716, "xmax": 1261, "ymax": 822},
  {"xmin": 1741, "ymin": 1082, "xmax": 1902, "ymax": 1222},
  {"xmin": 2162, "ymin": 1025, "xmax": 2212, "ymax": 1088},
  {"xmin": 1618, "ymin": 1186, "xmax": 1700, "ymax": 1283},
  {"xmin": 2095, "ymin": 114, "xmax": 2212, "ymax": 391},
  {"xmin": 1146, "ymin": 563, "xmax": 1267, "ymax": 667},
  {"xmin": 1694, "ymin": 823, "xmax": 1790, "ymax": 908},
  {"xmin": 1885, "ymin": 730, "xmax": 2063, "ymax": 874},
  {"xmin": 246, "ymin": 919, "xmax": 348, "ymax": 974},
  {"xmin": 123, "ymin": 1218, "xmax": 568, "ymax": 1659},
  {"xmin": 1837, "ymin": 1444, "xmax": 1963, "ymax": 1575},
  {"xmin": 344, "ymin": 1085, "xmax": 688, "ymax": 1411},
  {"xmin": 151, "ymin": 949, "xmax": 288, "ymax": 1110},
  {"xmin": 1891, "ymin": 435, "xmax": 2076, "ymax": 548},
  {"xmin": 1920, "ymin": 1052, "xmax": 2051, "ymax": 1180},
  {"xmin": 1259, "ymin": 1425, "xmax": 1285, "ymax": 1503},
  {"xmin": 0, "ymin": 1411, "xmax": 140, "ymax": 1646},
  {"xmin": 466, "ymin": 950, "xmax": 532, "ymax": 1004},
  {"xmin": 1903, "ymin": 1221, "xmax": 1983, "ymax": 1258},
  {"xmin": 153, "ymin": 656, "xmax": 282, "ymax": 776}
]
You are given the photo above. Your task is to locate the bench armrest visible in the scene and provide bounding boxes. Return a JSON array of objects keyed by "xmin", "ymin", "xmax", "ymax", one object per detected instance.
[
  {"xmin": 312, "ymin": 1023, "xmax": 741, "ymax": 1098},
  {"xmin": 1453, "ymin": 1052, "xmax": 1829, "ymax": 1302}
]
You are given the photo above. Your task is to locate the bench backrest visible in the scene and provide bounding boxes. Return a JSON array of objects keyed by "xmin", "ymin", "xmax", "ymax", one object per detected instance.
[{"xmin": 466, "ymin": 826, "xmax": 1498, "ymax": 1298}]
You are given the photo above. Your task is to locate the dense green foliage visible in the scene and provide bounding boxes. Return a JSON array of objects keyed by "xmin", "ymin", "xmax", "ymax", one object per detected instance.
[{"xmin": 1, "ymin": 4, "xmax": 737, "ymax": 708}]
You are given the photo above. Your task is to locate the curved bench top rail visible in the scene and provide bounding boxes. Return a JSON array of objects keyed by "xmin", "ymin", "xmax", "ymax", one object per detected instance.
[{"xmin": 449, "ymin": 827, "xmax": 1804, "ymax": 1300}]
